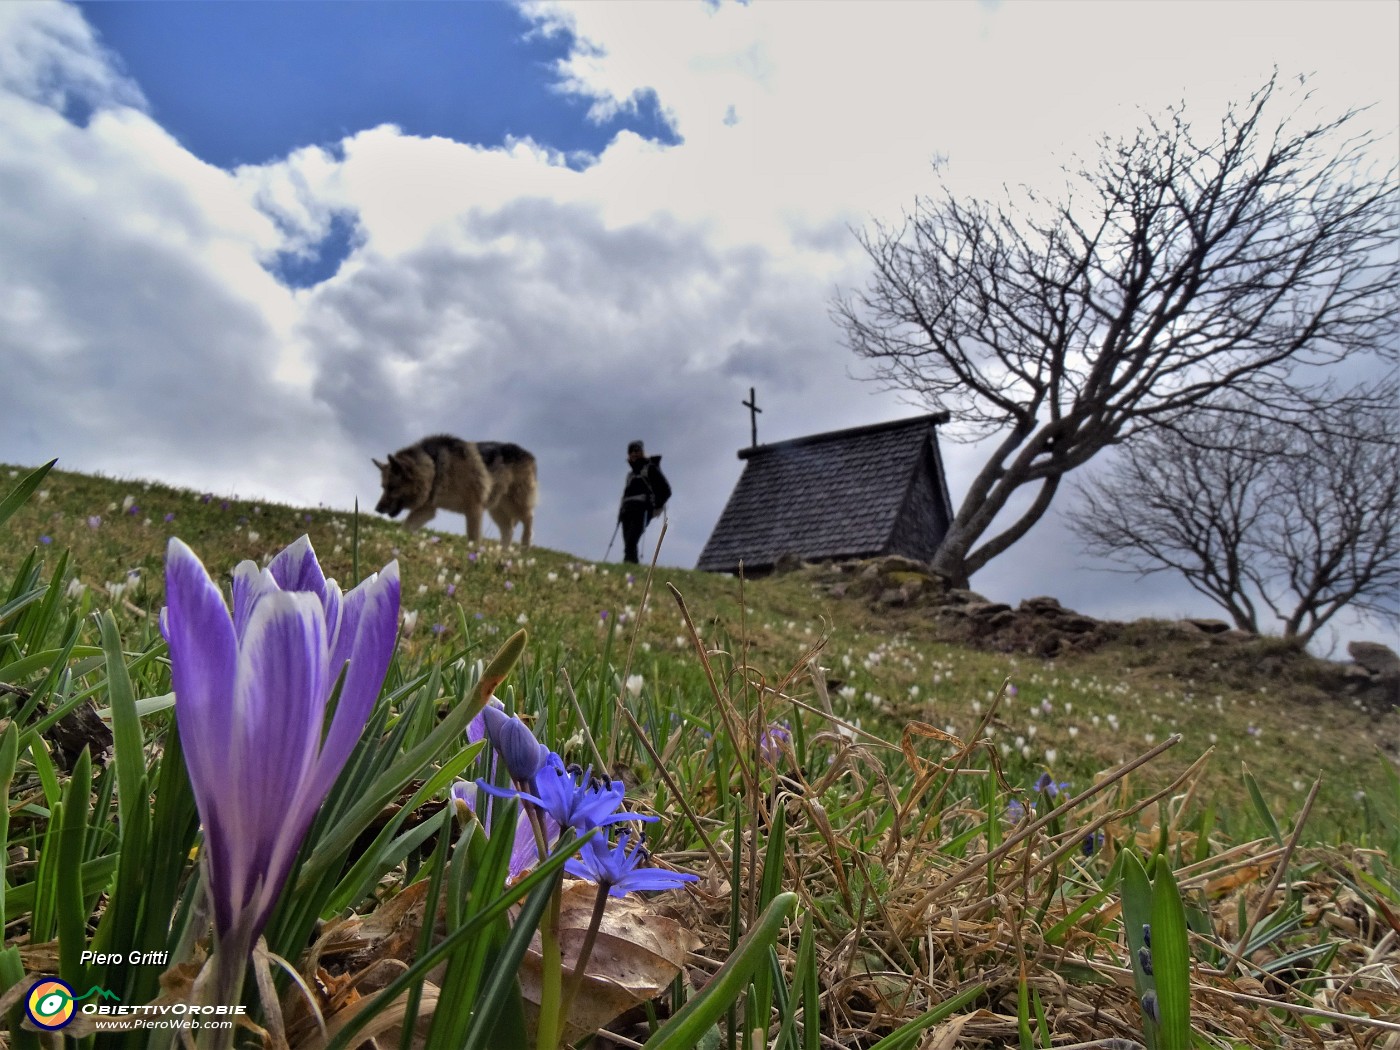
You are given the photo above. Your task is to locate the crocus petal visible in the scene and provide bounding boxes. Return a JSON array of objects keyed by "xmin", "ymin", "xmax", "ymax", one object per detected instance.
[
  {"xmin": 310, "ymin": 562, "xmax": 399, "ymax": 801},
  {"xmin": 508, "ymin": 811, "xmax": 547, "ymax": 882},
  {"xmin": 164, "ymin": 541, "xmax": 240, "ymax": 928},
  {"xmin": 225, "ymin": 590, "xmax": 330, "ymax": 934},
  {"xmin": 450, "ymin": 780, "xmax": 478, "ymax": 821},
  {"xmin": 231, "ymin": 561, "xmax": 279, "ymax": 641},
  {"xmin": 321, "ymin": 579, "xmax": 345, "ymax": 668},
  {"xmin": 457, "ymin": 779, "xmax": 556, "ymax": 883},
  {"xmin": 325, "ymin": 573, "xmax": 369, "ymax": 693},
  {"xmin": 267, "ymin": 534, "xmax": 326, "ymax": 598},
  {"xmin": 162, "ymin": 540, "xmax": 238, "ymax": 901}
]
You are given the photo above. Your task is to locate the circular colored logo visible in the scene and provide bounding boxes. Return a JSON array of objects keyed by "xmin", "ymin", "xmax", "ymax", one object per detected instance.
[{"xmin": 25, "ymin": 979, "xmax": 76, "ymax": 1030}]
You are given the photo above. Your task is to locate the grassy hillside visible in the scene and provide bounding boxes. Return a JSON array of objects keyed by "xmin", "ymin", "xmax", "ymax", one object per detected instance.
[
  {"xmin": 2, "ymin": 460, "xmax": 1398, "ymax": 1049},
  {"xmin": 5, "ymin": 462, "xmax": 1394, "ymax": 831}
]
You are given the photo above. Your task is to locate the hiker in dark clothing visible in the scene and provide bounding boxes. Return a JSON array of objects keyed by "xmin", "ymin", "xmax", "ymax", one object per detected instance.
[{"xmin": 617, "ymin": 440, "xmax": 671, "ymax": 564}]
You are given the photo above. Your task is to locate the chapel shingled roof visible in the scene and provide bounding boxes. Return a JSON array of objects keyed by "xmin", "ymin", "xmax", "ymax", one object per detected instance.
[{"xmin": 696, "ymin": 413, "xmax": 953, "ymax": 575}]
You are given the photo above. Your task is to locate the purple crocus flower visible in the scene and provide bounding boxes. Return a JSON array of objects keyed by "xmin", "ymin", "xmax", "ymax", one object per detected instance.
[
  {"xmin": 565, "ymin": 831, "xmax": 699, "ymax": 897},
  {"xmin": 759, "ymin": 722, "xmax": 792, "ymax": 766},
  {"xmin": 161, "ymin": 535, "xmax": 399, "ymax": 956}
]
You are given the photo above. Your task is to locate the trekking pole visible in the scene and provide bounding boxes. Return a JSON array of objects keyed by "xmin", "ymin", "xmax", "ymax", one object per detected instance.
[{"xmin": 603, "ymin": 521, "xmax": 620, "ymax": 562}]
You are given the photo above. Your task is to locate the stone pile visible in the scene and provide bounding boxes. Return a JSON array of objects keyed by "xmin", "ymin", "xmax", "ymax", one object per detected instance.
[
  {"xmin": 791, "ymin": 555, "xmax": 1399, "ymax": 708},
  {"xmin": 1345, "ymin": 641, "xmax": 1400, "ymax": 709},
  {"xmin": 806, "ymin": 555, "xmax": 1113, "ymax": 655}
]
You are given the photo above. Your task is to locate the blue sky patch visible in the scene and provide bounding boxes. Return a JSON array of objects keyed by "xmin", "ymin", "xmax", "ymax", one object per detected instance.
[
  {"xmin": 77, "ymin": 2, "xmax": 679, "ymax": 169},
  {"xmin": 268, "ymin": 212, "xmax": 360, "ymax": 289}
]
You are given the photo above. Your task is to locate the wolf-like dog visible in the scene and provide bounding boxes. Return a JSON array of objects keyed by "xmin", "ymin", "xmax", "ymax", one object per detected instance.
[{"xmin": 374, "ymin": 435, "xmax": 537, "ymax": 547}]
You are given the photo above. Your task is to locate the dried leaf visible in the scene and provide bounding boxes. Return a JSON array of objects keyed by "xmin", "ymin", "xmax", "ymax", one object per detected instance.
[
  {"xmin": 295, "ymin": 985, "xmax": 440, "ymax": 1050},
  {"xmin": 518, "ymin": 879, "xmax": 701, "ymax": 1044},
  {"xmin": 917, "ymin": 1011, "xmax": 976, "ymax": 1050}
]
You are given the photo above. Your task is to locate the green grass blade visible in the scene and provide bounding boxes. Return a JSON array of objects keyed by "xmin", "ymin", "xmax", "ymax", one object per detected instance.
[
  {"xmin": 864, "ymin": 982, "xmax": 986, "ymax": 1050},
  {"xmin": 4, "ymin": 855, "xmax": 119, "ymax": 925},
  {"xmin": 1032, "ymin": 987, "xmax": 1050, "ymax": 1047},
  {"xmin": 29, "ymin": 801, "xmax": 61, "ymax": 944},
  {"xmin": 0, "ymin": 945, "xmax": 42, "ymax": 1050},
  {"xmin": 0, "ymin": 723, "xmax": 17, "ymax": 925},
  {"xmin": 130, "ymin": 715, "xmax": 200, "ymax": 1008},
  {"xmin": 323, "ymin": 742, "xmax": 482, "ymax": 915},
  {"xmin": 56, "ymin": 748, "xmax": 92, "ymax": 984},
  {"xmin": 1149, "ymin": 860, "xmax": 1192, "ymax": 1050},
  {"xmin": 771, "ymin": 914, "xmax": 814, "ymax": 1050},
  {"xmin": 459, "ymin": 868, "xmax": 557, "ymax": 1050},
  {"xmin": 320, "ymin": 829, "xmax": 580, "ymax": 1050},
  {"xmin": 1017, "ymin": 975, "xmax": 1032, "ymax": 1050},
  {"xmin": 644, "ymin": 892, "xmax": 797, "ymax": 1050},
  {"xmin": 1243, "ymin": 766, "xmax": 1284, "ymax": 847},
  {"xmin": 28, "ymin": 734, "xmax": 61, "ymax": 810},
  {"xmin": 1044, "ymin": 883, "xmax": 1113, "ymax": 946},
  {"xmin": 801, "ymin": 911, "xmax": 820, "ymax": 1050},
  {"xmin": 0, "ymin": 460, "xmax": 55, "ymax": 531},
  {"xmin": 299, "ymin": 632, "xmax": 525, "ymax": 887},
  {"xmin": 0, "ymin": 646, "xmax": 103, "ymax": 688},
  {"xmin": 92, "ymin": 611, "xmax": 151, "ymax": 999},
  {"xmin": 1120, "ymin": 850, "xmax": 1158, "ymax": 1050}
]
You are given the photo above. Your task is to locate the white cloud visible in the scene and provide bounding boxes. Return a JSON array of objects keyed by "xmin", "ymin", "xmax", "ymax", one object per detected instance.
[
  {"xmin": 2, "ymin": 0, "xmax": 1395, "ymax": 649},
  {"xmin": 0, "ymin": 1, "xmax": 145, "ymax": 115}
]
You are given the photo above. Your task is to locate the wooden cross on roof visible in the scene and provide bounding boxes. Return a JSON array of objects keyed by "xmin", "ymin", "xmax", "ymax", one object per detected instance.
[{"xmin": 742, "ymin": 387, "xmax": 762, "ymax": 449}]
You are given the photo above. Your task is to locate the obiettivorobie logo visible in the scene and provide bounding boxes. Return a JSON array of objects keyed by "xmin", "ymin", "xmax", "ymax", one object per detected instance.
[{"xmin": 25, "ymin": 979, "xmax": 120, "ymax": 1030}]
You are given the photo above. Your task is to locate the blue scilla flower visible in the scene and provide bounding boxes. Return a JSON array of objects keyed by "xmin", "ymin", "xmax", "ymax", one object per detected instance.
[
  {"xmin": 480, "ymin": 753, "xmax": 654, "ymax": 837},
  {"xmin": 1033, "ymin": 771, "xmax": 1070, "ymax": 798},
  {"xmin": 565, "ymin": 830, "xmax": 699, "ymax": 897},
  {"xmin": 480, "ymin": 704, "xmax": 550, "ymax": 783}
]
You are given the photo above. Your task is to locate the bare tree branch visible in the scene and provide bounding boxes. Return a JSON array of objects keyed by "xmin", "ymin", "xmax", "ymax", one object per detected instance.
[
  {"xmin": 833, "ymin": 73, "xmax": 1399, "ymax": 586},
  {"xmin": 1068, "ymin": 397, "xmax": 1400, "ymax": 644}
]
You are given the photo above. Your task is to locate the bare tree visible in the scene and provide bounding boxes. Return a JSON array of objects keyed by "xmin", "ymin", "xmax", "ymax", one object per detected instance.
[
  {"xmin": 1069, "ymin": 402, "xmax": 1400, "ymax": 644},
  {"xmin": 834, "ymin": 74, "xmax": 1397, "ymax": 587}
]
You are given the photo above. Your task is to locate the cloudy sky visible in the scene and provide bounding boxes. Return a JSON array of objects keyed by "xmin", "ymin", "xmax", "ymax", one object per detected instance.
[{"xmin": 2, "ymin": 1, "xmax": 1396, "ymax": 648}]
